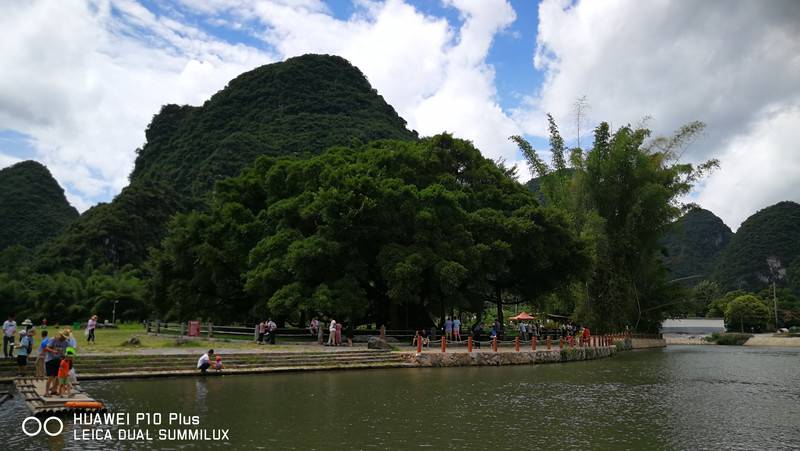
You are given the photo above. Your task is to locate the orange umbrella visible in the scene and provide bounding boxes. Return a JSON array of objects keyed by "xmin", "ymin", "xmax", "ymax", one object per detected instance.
[{"xmin": 510, "ymin": 312, "xmax": 535, "ymax": 321}]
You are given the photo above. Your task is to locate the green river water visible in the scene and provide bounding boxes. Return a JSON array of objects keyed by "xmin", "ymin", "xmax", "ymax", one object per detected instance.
[{"xmin": 1, "ymin": 345, "xmax": 799, "ymax": 450}]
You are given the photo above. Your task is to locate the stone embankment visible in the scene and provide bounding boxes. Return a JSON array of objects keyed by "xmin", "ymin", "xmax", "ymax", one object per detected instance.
[
  {"xmin": 401, "ymin": 346, "xmax": 616, "ymax": 367},
  {"xmin": 0, "ymin": 337, "xmax": 667, "ymax": 383}
]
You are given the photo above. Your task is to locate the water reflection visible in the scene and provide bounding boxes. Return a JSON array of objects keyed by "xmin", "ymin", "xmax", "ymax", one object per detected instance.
[{"xmin": 1, "ymin": 346, "xmax": 798, "ymax": 450}]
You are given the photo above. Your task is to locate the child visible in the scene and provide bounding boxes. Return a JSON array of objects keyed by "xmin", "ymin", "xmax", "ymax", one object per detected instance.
[
  {"xmin": 58, "ymin": 347, "xmax": 75, "ymax": 396},
  {"xmin": 214, "ymin": 355, "xmax": 223, "ymax": 372}
]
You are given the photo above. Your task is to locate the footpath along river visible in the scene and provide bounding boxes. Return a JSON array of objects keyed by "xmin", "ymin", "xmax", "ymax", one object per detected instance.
[{"xmin": 1, "ymin": 345, "xmax": 799, "ymax": 450}]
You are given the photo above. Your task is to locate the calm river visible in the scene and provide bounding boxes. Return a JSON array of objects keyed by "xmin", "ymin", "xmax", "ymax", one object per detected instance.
[{"xmin": 2, "ymin": 345, "xmax": 799, "ymax": 450}]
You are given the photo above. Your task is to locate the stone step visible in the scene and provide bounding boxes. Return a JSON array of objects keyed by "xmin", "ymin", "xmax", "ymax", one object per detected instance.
[
  {"xmin": 0, "ymin": 353, "xmax": 403, "ymax": 377},
  {"xmin": 73, "ymin": 356, "xmax": 404, "ymax": 372},
  {"xmin": 76, "ymin": 361, "xmax": 416, "ymax": 381},
  {"xmin": 72, "ymin": 352, "xmax": 390, "ymax": 365},
  {"xmin": 0, "ymin": 350, "xmax": 390, "ymax": 367}
]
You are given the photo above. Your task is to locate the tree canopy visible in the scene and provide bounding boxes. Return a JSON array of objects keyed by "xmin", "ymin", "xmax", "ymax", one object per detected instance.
[
  {"xmin": 513, "ymin": 117, "xmax": 717, "ymax": 331},
  {"xmin": 147, "ymin": 135, "xmax": 589, "ymax": 326},
  {"xmin": 724, "ymin": 294, "xmax": 770, "ymax": 332}
]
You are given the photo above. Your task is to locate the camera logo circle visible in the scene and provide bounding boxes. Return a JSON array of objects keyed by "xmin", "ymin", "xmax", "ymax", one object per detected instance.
[{"xmin": 22, "ymin": 416, "xmax": 64, "ymax": 437}]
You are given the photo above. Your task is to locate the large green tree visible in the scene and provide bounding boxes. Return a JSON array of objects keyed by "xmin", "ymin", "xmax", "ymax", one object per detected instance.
[
  {"xmin": 513, "ymin": 116, "xmax": 717, "ymax": 331},
  {"xmin": 148, "ymin": 135, "xmax": 589, "ymax": 326},
  {"xmin": 724, "ymin": 294, "xmax": 770, "ymax": 332}
]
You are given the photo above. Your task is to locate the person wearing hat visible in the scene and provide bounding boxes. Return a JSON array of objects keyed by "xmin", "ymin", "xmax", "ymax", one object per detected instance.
[
  {"xmin": 86, "ymin": 315, "xmax": 98, "ymax": 344},
  {"xmin": 44, "ymin": 332, "xmax": 68, "ymax": 396},
  {"xmin": 17, "ymin": 328, "xmax": 34, "ymax": 376}
]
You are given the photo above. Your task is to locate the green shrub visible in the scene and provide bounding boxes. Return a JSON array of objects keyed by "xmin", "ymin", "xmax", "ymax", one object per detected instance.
[{"xmin": 706, "ymin": 332, "xmax": 752, "ymax": 345}]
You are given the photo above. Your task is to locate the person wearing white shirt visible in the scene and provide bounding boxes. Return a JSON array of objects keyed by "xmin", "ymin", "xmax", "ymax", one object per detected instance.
[
  {"xmin": 3, "ymin": 314, "xmax": 16, "ymax": 359},
  {"xmin": 197, "ymin": 349, "xmax": 214, "ymax": 374},
  {"xmin": 327, "ymin": 319, "xmax": 336, "ymax": 345}
]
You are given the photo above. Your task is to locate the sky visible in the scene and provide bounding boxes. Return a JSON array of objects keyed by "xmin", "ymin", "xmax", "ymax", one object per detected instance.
[{"xmin": 0, "ymin": 0, "xmax": 798, "ymax": 230}]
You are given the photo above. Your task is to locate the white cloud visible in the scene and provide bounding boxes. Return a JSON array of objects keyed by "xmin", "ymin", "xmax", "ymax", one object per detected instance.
[
  {"xmin": 180, "ymin": 0, "xmax": 526, "ymax": 168},
  {"xmin": 0, "ymin": 153, "xmax": 22, "ymax": 169},
  {"xmin": 0, "ymin": 0, "xmax": 271, "ymax": 211},
  {"xmin": 4, "ymin": 0, "xmax": 796, "ymax": 228},
  {"xmin": 1, "ymin": 0, "xmax": 528, "ymax": 210},
  {"xmin": 524, "ymin": 0, "xmax": 800, "ymax": 229},
  {"xmin": 696, "ymin": 105, "xmax": 800, "ymax": 229}
]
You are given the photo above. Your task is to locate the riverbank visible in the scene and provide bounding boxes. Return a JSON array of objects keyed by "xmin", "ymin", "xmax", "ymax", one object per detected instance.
[
  {"xmin": 744, "ymin": 334, "xmax": 800, "ymax": 347},
  {"xmin": 0, "ymin": 330, "xmax": 666, "ymax": 384},
  {"xmin": 0, "ymin": 339, "xmax": 655, "ymax": 383},
  {"xmin": 664, "ymin": 333, "xmax": 800, "ymax": 347}
]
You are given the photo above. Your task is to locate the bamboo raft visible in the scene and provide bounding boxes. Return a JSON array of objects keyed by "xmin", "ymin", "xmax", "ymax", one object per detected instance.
[{"xmin": 14, "ymin": 377, "xmax": 105, "ymax": 417}]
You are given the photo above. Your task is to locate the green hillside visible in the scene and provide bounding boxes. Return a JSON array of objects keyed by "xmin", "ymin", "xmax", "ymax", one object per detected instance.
[
  {"xmin": 37, "ymin": 54, "xmax": 417, "ymax": 269},
  {"xmin": 713, "ymin": 201, "xmax": 800, "ymax": 292},
  {"xmin": 0, "ymin": 160, "xmax": 78, "ymax": 250},
  {"xmin": 131, "ymin": 54, "xmax": 416, "ymax": 196},
  {"xmin": 661, "ymin": 208, "xmax": 733, "ymax": 283}
]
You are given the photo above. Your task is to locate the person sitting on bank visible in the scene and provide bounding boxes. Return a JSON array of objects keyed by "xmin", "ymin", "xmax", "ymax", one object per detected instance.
[
  {"xmin": 412, "ymin": 329, "xmax": 430, "ymax": 349},
  {"xmin": 197, "ymin": 349, "xmax": 214, "ymax": 374}
]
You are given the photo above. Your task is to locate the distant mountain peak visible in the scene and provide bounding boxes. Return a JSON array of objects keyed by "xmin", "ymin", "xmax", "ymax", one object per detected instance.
[
  {"xmin": 37, "ymin": 54, "xmax": 418, "ymax": 268},
  {"xmin": 660, "ymin": 207, "xmax": 733, "ymax": 283},
  {"xmin": 0, "ymin": 160, "xmax": 78, "ymax": 250}
]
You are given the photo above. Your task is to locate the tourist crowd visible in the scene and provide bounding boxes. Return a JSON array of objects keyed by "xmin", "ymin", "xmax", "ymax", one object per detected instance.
[{"xmin": 3, "ymin": 312, "xmax": 104, "ymax": 396}]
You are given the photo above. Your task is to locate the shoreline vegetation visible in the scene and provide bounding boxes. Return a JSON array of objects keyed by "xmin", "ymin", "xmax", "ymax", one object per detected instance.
[{"xmin": 0, "ymin": 325, "xmax": 664, "ymax": 383}]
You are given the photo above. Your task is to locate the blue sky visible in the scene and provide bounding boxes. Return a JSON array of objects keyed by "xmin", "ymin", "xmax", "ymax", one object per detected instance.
[{"xmin": 1, "ymin": 0, "xmax": 798, "ymax": 229}]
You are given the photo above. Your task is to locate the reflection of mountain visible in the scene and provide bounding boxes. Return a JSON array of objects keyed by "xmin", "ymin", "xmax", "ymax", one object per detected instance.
[
  {"xmin": 35, "ymin": 54, "xmax": 417, "ymax": 270},
  {"xmin": 0, "ymin": 160, "xmax": 78, "ymax": 250},
  {"xmin": 660, "ymin": 208, "xmax": 732, "ymax": 284}
]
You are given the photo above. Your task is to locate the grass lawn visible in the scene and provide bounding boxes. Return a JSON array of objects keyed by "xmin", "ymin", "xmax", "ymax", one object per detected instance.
[{"xmin": 37, "ymin": 323, "xmax": 277, "ymax": 354}]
